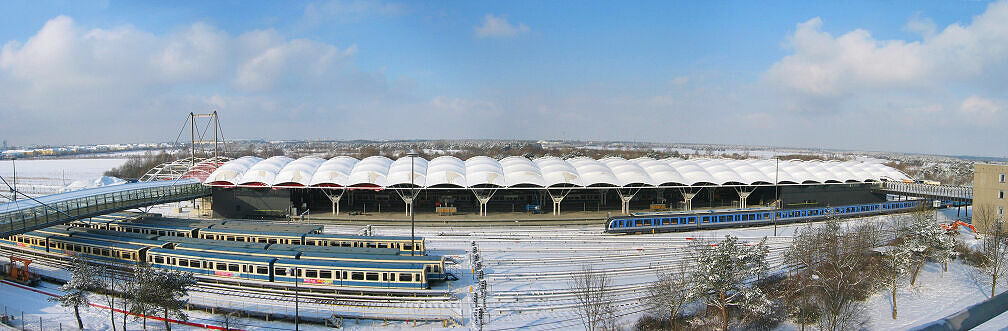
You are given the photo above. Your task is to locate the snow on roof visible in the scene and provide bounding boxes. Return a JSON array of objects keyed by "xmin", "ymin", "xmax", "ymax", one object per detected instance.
[{"xmin": 203, "ymin": 156, "xmax": 912, "ymax": 188}]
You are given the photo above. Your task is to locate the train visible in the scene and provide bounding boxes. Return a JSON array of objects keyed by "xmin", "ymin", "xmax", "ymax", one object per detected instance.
[
  {"xmin": 1, "ymin": 225, "xmax": 446, "ymax": 289},
  {"xmin": 68, "ymin": 218, "xmax": 425, "ymax": 253},
  {"xmin": 605, "ymin": 200, "xmax": 924, "ymax": 233}
]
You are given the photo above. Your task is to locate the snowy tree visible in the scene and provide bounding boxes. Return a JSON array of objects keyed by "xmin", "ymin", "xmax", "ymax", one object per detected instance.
[
  {"xmin": 786, "ymin": 218, "xmax": 878, "ymax": 331},
  {"xmin": 686, "ymin": 235, "xmax": 772, "ymax": 331},
  {"xmin": 124, "ymin": 264, "xmax": 197, "ymax": 331},
  {"xmin": 150, "ymin": 268, "xmax": 197, "ymax": 331},
  {"xmin": 50, "ymin": 255, "xmax": 101, "ymax": 329},
  {"xmin": 124, "ymin": 264, "xmax": 159, "ymax": 330},
  {"xmin": 899, "ymin": 208, "xmax": 956, "ymax": 284},
  {"xmin": 95, "ymin": 261, "xmax": 121, "ymax": 331},
  {"xmin": 879, "ymin": 245, "xmax": 913, "ymax": 319}
]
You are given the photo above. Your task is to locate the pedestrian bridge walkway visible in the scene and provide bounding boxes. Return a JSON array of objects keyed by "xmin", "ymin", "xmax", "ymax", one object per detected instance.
[
  {"xmin": 0, "ymin": 179, "xmax": 208, "ymax": 237},
  {"xmin": 875, "ymin": 181, "xmax": 973, "ymax": 203}
]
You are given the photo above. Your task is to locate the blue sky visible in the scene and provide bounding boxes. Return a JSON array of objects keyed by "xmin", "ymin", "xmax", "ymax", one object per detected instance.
[{"xmin": 0, "ymin": 1, "xmax": 1005, "ymax": 157}]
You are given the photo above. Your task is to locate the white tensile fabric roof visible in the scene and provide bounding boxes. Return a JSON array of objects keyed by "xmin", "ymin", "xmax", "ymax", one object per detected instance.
[{"xmin": 203, "ymin": 156, "xmax": 910, "ymax": 188}]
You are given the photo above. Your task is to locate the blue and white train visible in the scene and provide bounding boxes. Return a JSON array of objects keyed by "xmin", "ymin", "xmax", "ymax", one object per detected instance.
[{"xmin": 605, "ymin": 200, "xmax": 923, "ymax": 233}]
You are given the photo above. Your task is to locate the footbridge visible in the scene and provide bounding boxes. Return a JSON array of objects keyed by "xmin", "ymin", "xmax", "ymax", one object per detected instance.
[
  {"xmin": 0, "ymin": 179, "xmax": 209, "ymax": 238},
  {"xmin": 874, "ymin": 181, "xmax": 973, "ymax": 203}
]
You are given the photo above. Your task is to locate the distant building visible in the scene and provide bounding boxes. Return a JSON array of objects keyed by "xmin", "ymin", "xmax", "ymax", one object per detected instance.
[{"xmin": 972, "ymin": 163, "xmax": 1008, "ymax": 230}]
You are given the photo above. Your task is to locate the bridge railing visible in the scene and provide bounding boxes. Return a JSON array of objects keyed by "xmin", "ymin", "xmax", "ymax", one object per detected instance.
[
  {"xmin": 878, "ymin": 181, "xmax": 973, "ymax": 201},
  {"xmin": 0, "ymin": 179, "xmax": 209, "ymax": 237}
]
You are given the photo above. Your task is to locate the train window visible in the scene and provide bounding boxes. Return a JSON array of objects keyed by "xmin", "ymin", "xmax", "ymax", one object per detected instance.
[
  {"xmin": 228, "ymin": 264, "xmax": 240, "ymax": 272},
  {"xmin": 433, "ymin": 264, "xmax": 441, "ymax": 272},
  {"xmin": 179, "ymin": 260, "xmax": 189, "ymax": 267},
  {"xmin": 154, "ymin": 256, "xmax": 164, "ymax": 264},
  {"xmin": 292, "ymin": 239, "xmax": 302, "ymax": 245},
  {"xmin": 257, "ymin": 266, "xmax": 269, "ymax": 274},
  {"xmin": 635, "ymin": 220, "xmax": 643, "ymax": 227},
  {"xmin": 216, "ymin": 263, "xmax": 227, "ymax": 271},
  {"xmin": 237, "ymin": 237, "xmax": 246, "ymax": 242},
  {"xmin": 351, "ymin": 272, "xmax": 364, "ymax": 280},
  {"xmin": 242, "ymin": 265, "xmax": 248, "ymax": 273},
  {"xmin": 366, "ymin": 272, "xmax": 379, "ymax": 281},
  {"xmin": 320, "ymin": 271, "xmax": 332, "ymax": 279},
  {"xmin": 306, "ymin": 270, "xmax": 318, "ymax": 278},
  {"xmin": 275, "ymin": 268, "xmax": 287, "ymax": 276},
  {"xmin": 378, "ymin": 243, "xmax": 388, "ymax": 248},
  {"xmin": 268, "ymin": 239, "xmax": 278, "ymax": 244},
  {"xmin": 399, "ymin": 273, "xmax": 412, "ymax": 282},
  {"xmin": 383, "ymin": 273, "xmax": 389, "ymax": 281}
]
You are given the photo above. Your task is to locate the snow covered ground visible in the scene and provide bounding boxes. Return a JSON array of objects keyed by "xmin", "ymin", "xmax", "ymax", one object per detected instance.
[{"xmin": 0, "ymin": 158, "xmax": 128, "ymax": 202}]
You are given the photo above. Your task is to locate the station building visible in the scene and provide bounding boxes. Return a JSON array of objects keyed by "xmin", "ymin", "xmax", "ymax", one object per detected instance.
[{"xmin": 200, "ymin": 155, "xmax": 911, "ymax": 219}]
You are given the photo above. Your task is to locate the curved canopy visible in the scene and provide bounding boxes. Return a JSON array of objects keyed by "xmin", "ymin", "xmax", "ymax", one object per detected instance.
[{"xmin": 203, "ymin": 155, "xmax": 911, "ymax": 188}]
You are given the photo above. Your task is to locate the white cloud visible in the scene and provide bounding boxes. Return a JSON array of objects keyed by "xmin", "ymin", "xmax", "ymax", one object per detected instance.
[
  {"xmin": 765, "ymin": 1, "xmax": 1008, "ymax": 113},
  {"xmin": 0, "ymin": 16, "xmax": 397, "ymax": 144},
  {"xmin": 904, "ymin": 12, "xmax": 937, "ymax": 38},
  {"xmin": 959, "ymin": 96, "xmax": 1001, "ymax": 123},
  {"xmin": 474, "ymin": 14, "xmax": 529, "ymax": 38}
]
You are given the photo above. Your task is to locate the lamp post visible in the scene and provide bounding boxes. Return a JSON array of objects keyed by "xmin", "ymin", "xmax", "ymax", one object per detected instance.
[
  {"xmin": 774, "ymin": 156, "xmax": 779, "ymax": 237},
  {"xmin": 408, "ymin": 150, "xmax": 419, "ymax": 256}
]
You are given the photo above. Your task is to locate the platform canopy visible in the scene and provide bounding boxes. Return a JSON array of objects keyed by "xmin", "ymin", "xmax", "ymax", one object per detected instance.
[{"xmin": 202, "ymin": 155, "xmax": 911, "ymax": 189}]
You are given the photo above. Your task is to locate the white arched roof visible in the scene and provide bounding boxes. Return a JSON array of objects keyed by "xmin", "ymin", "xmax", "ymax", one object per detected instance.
[
  {"xmin": 204, "ymin": 156, "xmax": 262, "ymax": 186},
  {"xmin": 204, "ymin": 156, "xmax": 912, "ymax": 188},
  {"xmin": 237, "ymin": 156, "xmax": 293, "ymax": 186}
]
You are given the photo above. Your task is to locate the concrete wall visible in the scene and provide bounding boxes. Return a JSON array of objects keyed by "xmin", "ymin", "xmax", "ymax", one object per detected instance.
[{"xmin": 973, "ymin": 163, "xmax": 1008, "ymax": 231}]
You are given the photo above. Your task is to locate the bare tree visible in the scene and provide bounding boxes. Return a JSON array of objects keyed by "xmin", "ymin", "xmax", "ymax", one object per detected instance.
[
  {"xmin": 786, "ymin": 217, "xmax": 879, "ymax": 331},
  {"xmin": 897, "ymin": 207, "xmax": 956, "ymax": 284},
  {"xmin": 686, "ymin": 235, "xmax": 772, "ymax": 331},
  {"xmin": 50, "ymin": 255, "xmax": 101, "ymax": 329},
  {"xmin": 570, "ymin": 264, "xmax": 618, "ymax": 331},
  {"xmin": 974, "ymin": 205, "xmax": 1008, "ymax": 298},
  {"xmin": 95, "ymin": 261, "xmax": 121, "ymax": 331},
  {"xmin": 642, "ymin": 262, "xmax": 690, "ymax": 330}
]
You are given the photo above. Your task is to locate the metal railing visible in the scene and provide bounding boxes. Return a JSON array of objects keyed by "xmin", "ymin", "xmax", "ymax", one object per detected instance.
[
  {"xmin": 0, "ymin": 179, "xmax": 209, "ymax": 237},
  {"xmin": 876, "ymin": 182, "xmax": 973, "ymax": 202}
]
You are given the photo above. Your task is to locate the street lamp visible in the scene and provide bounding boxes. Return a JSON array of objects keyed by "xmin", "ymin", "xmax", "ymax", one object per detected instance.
[{"xmin": 407, "ymin": 150, "xmax": 419, "ymax": 256}]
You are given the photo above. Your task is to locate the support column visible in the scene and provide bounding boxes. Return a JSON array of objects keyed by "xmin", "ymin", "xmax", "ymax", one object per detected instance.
[
  {"xmin": 679, "ymin": 187, "xmax": 701, "ymax": 211},
  {"xmin": 736, "ymin": 187, "xmax": 754, "ymax": 209},
  {"xmin": 546, "ymin": 187, "xmax": 573, "ymax": 216},
  {"xmin": 471, "ymin": 188, "xmax": 498, "ymax": 217},
  {"xmin": 321, "ymin": 188, "xmax": 346, "ymax": 216},
  {"xmin": 616, "ymin": 187, "xmax": 643, "ymax": 215},
  {"xmin": 393, "ymin": 186, "xmax": 422, "ymax": 217}
]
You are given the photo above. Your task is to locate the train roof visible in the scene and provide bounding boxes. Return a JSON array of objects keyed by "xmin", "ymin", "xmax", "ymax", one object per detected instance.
[
  {"xmin": 155, "ymin": 236, "xmax": 271, "ymax": 249},
  {"xmin": 21, "ymin": 231, "xmax": 52, "ymax": 238},
  {"xmin": 304, "ymin": 233, "xmax": 420, "ymax": 241},
  {"xmin": 630, "ymin": 206, "xmax": 777, "ymax": 217},
  {"xmin": 71, "ymin": 228, "xmax": 160, "ymax": 240},
  {"xmin": 266, "ymin": 244, "xmax": 401, "ymax": 255},
  {"xmin": 174, "ymin": 243, "xmax": 300, "ymax": 259},
  {"xmin": 148, "ymin": 247, "xmax": 277, "ymax": 263},
  {"xmin": 69, "ymin": 232, "xmax": 167, "ymax": 247},
  {"xmin": 53, "ymin": 236, "xmax": 149, "ymax": 251},
  {"xmin": 112, "ymin": 222, "xmax": 200, "ymax": 231},
  {"xmin": 298, "ymin": 251, "xmax": 442, "ymax": 263},
  {"xmin": 273, "ymin": 258, "xmax": 426, "ymax": 270},
  {"xmin": 199, "ymin": 228, "xmax": 309, "ymax": 237},
  {"xmin": 210, "ymin": 222, "xmax": 323, "ymax": 233}
]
